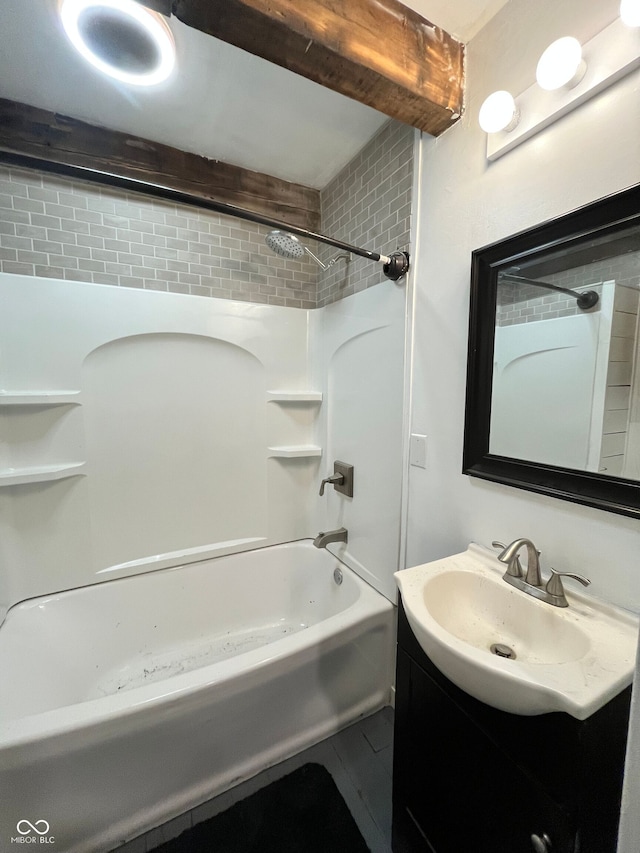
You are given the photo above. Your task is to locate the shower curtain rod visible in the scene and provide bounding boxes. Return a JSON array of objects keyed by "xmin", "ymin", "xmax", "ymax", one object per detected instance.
[
  {"xmin": 0, "ymin": 150, "xmax": 410, "ymax": 281},
  {"xmin": 500, "ymin": 273, "xmax": 600, "ymax": 309}
]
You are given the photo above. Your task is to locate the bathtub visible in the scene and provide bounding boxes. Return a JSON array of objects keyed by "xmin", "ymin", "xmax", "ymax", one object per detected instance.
[{"xmin": 0, "ymin": 540, "xmax": 394, "ymax": 852}]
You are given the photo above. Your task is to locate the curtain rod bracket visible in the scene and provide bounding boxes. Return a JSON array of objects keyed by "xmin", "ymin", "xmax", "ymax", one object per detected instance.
[{"xmin": 383, "ymin": 251, "xmax": 410, "ymax": 281}]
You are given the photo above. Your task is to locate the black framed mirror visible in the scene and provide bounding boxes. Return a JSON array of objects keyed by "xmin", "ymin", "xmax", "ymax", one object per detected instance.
[{"xmin": 463, "ymin": 183, "xmax": 640, "ymax": 519}]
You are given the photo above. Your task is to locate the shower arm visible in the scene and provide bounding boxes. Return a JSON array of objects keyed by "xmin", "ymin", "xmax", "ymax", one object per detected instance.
[
  {"xmin": 304, "ymin": 246, "xmax": 350, "ymax": 272},
  {"xmin": 0, "ymin": 149, "xmax": 410, "ymax": 282},
  {"xmin": 500, "ymin": 274, "xmax": 600, "ymax": 309}
]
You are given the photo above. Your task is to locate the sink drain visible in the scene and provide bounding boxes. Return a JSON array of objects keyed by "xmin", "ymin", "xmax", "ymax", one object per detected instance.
[{"xmin": 490, "ymin": 643, "xmax": 516, "ymax": 659}]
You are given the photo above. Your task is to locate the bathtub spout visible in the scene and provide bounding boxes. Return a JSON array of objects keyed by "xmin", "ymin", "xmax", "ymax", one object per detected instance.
[{"xmin": 313, "ymin": 528, "xmax": 348, "ymax": 549}]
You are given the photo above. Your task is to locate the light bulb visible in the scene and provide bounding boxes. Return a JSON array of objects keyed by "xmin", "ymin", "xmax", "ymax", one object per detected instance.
[
  {"xmin": 60, "ymin": 0, "xmax": 176, "ymax": 86},
  {"xmin": 478, "ymin": 91, "xmax": 519, "ymax": 134},
  {"xmin": 620, "ymin": 0, "xmax": 640, "ymax": 26},
  {"xmin": 536, "ymin": 37, "xmax": 586, "ymax": 91}
]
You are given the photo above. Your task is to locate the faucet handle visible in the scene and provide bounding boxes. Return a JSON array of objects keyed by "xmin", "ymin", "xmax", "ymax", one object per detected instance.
[
  {"xmin": 492, "ymin": 541, "xmax": 523, "ymax": 578},
  {"xmin": 319, "ymin": 473, "xmax": 344, "ymax": 496},
  {"xmin": 546, "ymin": 569, "xmax": 591, "ymax": 602}
]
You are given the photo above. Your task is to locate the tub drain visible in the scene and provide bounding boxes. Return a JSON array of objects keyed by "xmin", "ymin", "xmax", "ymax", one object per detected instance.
[{"xmin": 490, "ymin": 643, "xmax": 516, "ymax": 659}]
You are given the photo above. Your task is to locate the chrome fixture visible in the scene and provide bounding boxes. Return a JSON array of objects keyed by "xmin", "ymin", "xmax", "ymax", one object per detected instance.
[
  {"xmin": 545, "ymin": 569, "xmax": 591, "ymax": 608},
  {"xmin": 497, "ymin": 538, "xmax": 541, "ymax": 586},
  {"xmin": 313, "ymin": 527, "xmax": 348, "ymax": 549},
  {"xmin": 490, "ymin": 642, "xmax": 516, "ymax": 660},
  {"xmin": 319, "ymin": 461, "xmax": 354, "ymax": 497},
  {"xmin": 319, "ymin": 473, "xmax": 343, "ymax": 496},
  {"xmin": 266, "ymin": 230, "xmax": 350, "ymax": 272},
  {"xmin": 264, "ymin": 229, "xmax": 409, "ymax": 282},
  {"xmin": 491, "ymin": 540, "xmax": 522, "ymax": 579},
  {"xmin": 531, "ymin": 832, "xmax": 553, "ymax": 853},
  {"xmin": 497, "ymin": 538, "xmax": 590, "ymax": 608}
]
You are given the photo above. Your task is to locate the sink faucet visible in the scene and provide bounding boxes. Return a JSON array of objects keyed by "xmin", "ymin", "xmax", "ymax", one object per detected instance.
[
  {"xmin": 496, "ymin": 538, "xmax": 590, "ymax": 608},
  {"xmin": 497, "ymin": 538, "xmax": 541, "ymax": 586},
  {"xmin": 313, "ymin": 527, "xmax": 348, "ymax": 549}
]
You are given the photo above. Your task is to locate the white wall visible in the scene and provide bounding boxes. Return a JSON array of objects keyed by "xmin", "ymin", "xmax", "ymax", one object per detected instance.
[
  {"xmin": 406, "ymin": 1, "xmax": 639, "ymax": 848},
  {"xmin": 408, "ymin": 0, "xmax": 640, "ymax": 609}
]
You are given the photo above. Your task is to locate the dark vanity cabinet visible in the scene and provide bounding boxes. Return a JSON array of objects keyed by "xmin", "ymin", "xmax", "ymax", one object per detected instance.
[{"xmin": 392, "ymin": 599, "xmax": 631, "ymax": 853}]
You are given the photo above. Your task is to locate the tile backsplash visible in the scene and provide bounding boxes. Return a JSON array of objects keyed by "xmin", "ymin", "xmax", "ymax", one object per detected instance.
[
  {"xmin": 496, "ymin": 253, "xmax": 640, "ymax": 326},
  {"xmin": 0, "ymin": 165, "xmax": 316, "ymax": 308},
  {"xmin": 318, "ymin": 120, "xmax": 413, "ymax": 307},
  {"xmin": 0, "ymin": 119, "xmax": 413, "ymax": 308}
]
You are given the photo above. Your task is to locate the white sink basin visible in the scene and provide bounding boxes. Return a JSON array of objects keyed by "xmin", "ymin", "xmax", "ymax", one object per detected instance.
[{"xmin": 395, "ymin": 544, "xmax": 639, "ymax": 719}]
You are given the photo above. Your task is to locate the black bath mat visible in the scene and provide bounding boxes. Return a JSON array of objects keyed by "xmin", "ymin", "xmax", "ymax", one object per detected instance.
[{"xmin": 152, "ymin": 763, "xmax": 370, "ymax": 853}]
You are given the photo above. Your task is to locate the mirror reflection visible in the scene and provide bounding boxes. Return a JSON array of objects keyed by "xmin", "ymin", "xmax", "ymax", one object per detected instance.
[{"xmin": 490, "ymin": 222, "xmax": 640, "ymax": 480}]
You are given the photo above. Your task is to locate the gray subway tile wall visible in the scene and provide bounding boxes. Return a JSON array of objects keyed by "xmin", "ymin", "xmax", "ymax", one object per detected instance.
[
  {"xmin": 496, "ymin": 283, "xmax": 605, "ymax": 326},
  {"xmin": 496, "ymin": 253, "xmax": 640, "ymax": 326},
  {"xmin": 317, "ymin": 120, "xmax": 414, "ymax": 307},
  {"xmin": 0, "ymin": 165, "xmax": 317, "ymax": 308},
  {"xmin": 0, "ymin": 120, "xmax": 412, "ymax": 308}
]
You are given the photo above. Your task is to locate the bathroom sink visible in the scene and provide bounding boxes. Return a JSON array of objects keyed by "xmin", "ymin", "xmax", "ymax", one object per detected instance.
[{"xmin": 395, "ymin": 544, "xmax": 639, "ymax": 719}]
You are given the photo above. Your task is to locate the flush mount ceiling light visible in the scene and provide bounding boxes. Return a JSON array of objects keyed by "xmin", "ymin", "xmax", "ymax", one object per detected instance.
[
  {"xmin": 620, "ymin": 0, "xmax": 640, "ymax": 26},
  {"xmin": 60, "ymin": 0, "xmax": 175, "ymax": 86},
  {"xmin": 535, "ymin": 36, "xmax": 586, "ymax": 91},
  {"xmin": 478, "ymin": 90, "xmax": 520, "ymax": 134}
]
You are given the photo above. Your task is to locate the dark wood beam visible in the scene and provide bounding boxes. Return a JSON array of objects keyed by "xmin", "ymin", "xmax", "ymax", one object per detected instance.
[
  {"xmin": 172, "ymin": 0, "xmax": 464, "ymax": 136},
  {"xmin": 0, "ymin": 99, "xmax": 321, "ymax": 231}
]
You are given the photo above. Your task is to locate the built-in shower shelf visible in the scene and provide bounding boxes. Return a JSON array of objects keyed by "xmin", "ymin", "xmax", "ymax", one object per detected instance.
[
  {"xmin": 268, "ymin": 445, "xmax": 323, "ymax": 459},
  {"xmin": 0, "ymin": 462, "xmax": 86, "ymax": 486},
  {"xmin": 267, "ymin": 391, "xmax": 323, "ymax": 403},
  {"xmin": 0, "ymin": 391, "xmax": 82, "ymax": 406}
]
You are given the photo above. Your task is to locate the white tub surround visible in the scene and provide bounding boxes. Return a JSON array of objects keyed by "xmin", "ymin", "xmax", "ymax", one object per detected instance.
[
  {"xmin": 311, "ymin": 282, "xmax": 407, "ymax": 601},
  {"xmin": 0, "ymin": 274, "xmax": 406, "ymax": 619},
  {"xmin": 0, "ymin": 542, "xmax": 394, "ymax": 853}
]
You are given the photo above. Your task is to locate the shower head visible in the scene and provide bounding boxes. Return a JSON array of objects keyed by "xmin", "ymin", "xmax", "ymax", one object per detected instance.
[
  {"xmin": 265, "ymin": 230, "xmax": 306, "ymax": 260},
  {"xmin": 264, "ymin": 229, "xmax": 410, "ymax": 281},
  {"xmin": 265, "ymin": 230, "xmax": 349, "ymax": 271}
]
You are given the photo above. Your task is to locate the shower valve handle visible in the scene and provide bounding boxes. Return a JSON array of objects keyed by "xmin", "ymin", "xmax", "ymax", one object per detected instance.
[{"xmin": 319, "ymin": 473, "xmax": 344, "ymax": 496}]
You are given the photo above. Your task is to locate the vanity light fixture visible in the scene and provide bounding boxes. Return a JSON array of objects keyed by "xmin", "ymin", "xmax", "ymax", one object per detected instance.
[
  {"xmin": 482, "ymin": 17, "xmax": 640, "ymax": 161},
  {"xmin": 478, "ymin": 91, "xmax": 520, "ymax": 134},
  {"xmin": 60, "ymin": 0, "xmax": 176, "ymax": 86},
  {"xmin": 535, "ymin": 37, "xmax": 586, "ymax": 91},
  {"xmin": 620, "ymin": 0, "xmax": 640, "ymax": 26}
]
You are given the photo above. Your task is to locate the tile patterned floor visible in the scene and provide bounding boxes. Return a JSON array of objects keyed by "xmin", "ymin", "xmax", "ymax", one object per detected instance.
[{"xmin": 114, "ymin": 706, "xmax": 394, "ymax": 853}]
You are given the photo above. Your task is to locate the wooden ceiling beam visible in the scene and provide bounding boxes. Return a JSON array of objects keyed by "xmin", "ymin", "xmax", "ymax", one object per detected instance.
[
  {"xmin": 0, "ymin": 98, "xmax": 321, "ymax": 231},
  {"xmin": 171, "ymin": 0, "xmax": 465, "ymax": 136}
]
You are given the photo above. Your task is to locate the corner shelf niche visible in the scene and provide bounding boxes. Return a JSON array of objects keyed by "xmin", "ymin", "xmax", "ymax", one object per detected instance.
[
  {"xmin": 267, "ymin": 390, "xmax": 323, "ymax": 459},
  {"xmin": 268, "ymin": 446, "xmax": 322, "ymax": 459},
  {"xmin": 0, "ymin": 391, "xmax": 82, "ymax": 407},
  {"xmin": 0, "ymin": 463, "xmax": 86, "ymax": 487},
  {"xmin": 267, "ymin": 391, "xmax": 323, "ymax": 403}
]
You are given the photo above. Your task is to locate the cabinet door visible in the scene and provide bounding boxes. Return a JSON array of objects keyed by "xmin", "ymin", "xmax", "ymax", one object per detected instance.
[{"xmin": 393, "ymin": 650, "xmax": 576, "ymax": 853}]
